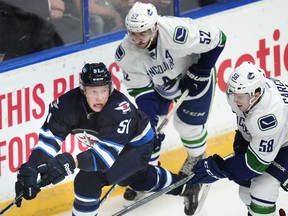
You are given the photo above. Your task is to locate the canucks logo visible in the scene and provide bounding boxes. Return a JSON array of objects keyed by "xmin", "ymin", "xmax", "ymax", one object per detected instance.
[
  {"xmin": 258, "ymin": 114, "xmax": 277, "ymax": 131},
  {"xmin": 147, "ymin": 9, "xmax": 153, "ymax": 16},
  {"xmin": 247, "ymin": 72, "xmax": 255, "ymax": 80},
  {"xmin": 174, "ymin": 26, "xmax": 188, "ymax": 44},
  {"xmin": 115, "ymin": 101, "xmax": 131, "ymax": 114}
]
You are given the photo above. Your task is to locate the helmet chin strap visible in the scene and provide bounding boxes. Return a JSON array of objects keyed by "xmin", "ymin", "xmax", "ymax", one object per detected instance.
[
  {"xmin": 245, "ymin": 92, "xmax": 263, "ymax": 112},
  {"xmin": 145, "ymin": 25, "xmax": 158, "ymax": 49},
  {"xmin": 246, "ymin": 97, "xmax": 256, "ymax": 112}
]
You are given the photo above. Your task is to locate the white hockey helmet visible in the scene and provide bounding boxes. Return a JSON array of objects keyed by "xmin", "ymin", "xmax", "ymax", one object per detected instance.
[
  {"xmin": 125, "ymin": 2, "xmax": 158, "ymax": 33},
  {"xmin": 226, "ymin": 62, "xmax": 266, "ymax": 98}
]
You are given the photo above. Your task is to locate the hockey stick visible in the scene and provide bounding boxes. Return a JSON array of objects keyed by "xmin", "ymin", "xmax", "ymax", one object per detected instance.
[
  {"xmin": 0, "ymin": 179, "xmax": 44, "ymax": 215},
  {"xmin": 0, "ymin": 191, "xmax": 23, "ymax": 215},
  {"xmin": 115, "ymin": 153, "xmax": 235, "ymax": 216},
  {"xmin": 100, "ymin": 184, "xmax": 117, "ymax": 206},
  {"xmin": 156, "ymin": 89, "xmax": 189, "ymax": 134},
  {"xmin": 112, "ymin": 173, "xmax": 195, "ymax": 216}
]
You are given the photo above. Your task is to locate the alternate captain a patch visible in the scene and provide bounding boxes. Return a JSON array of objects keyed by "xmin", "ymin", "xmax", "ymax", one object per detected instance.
[{"xmin": 258, "ymin": 114, "xmax": 277, "ymax": 131}]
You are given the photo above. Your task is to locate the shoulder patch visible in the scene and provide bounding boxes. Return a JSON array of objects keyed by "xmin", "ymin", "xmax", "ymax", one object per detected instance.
[
  {"xmin": 258, "ymin": 114, "xmax": 278, "ymax": 131},
  {"xmin": 115, "ymin": 45, "xmax": 125, "ymax": 61},
  {"xmin": 173, "ymin": 26, "xmax": 189, "ymax": 44},
  {"xmin": 115, "ymin": 101, "xmax": 131, "ymax": 114}
]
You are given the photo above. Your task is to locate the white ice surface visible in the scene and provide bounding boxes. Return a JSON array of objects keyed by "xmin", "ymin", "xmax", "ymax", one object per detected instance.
[{"xmin": 57, "ymin": 179, "xmax": 288, "ymax": 216}]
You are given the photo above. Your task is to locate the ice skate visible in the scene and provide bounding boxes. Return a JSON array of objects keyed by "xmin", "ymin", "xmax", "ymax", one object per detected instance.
[
  {"xmin": 181, "ymin": 183, "xmax": 201, "ymax": 215},
  {"xmin": 179, "ymin": 153, "xmax": 206, "ymax": 177},
  {"xmin": 123, "ymin": 186, "xmax": 147, "ymax": 207}
]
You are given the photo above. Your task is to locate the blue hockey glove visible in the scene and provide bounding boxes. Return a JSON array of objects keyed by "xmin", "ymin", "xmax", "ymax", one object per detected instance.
[
  {"xmin": 15, "ymin": 162, "xmax": 40, "ymax": 207},
  {"xmin": 180, "ymin": 65, "xmax": 211, "ymax": 97},
  {"xmin": 233, "ymin": 130, "xmax": 249, "ymax": 154},
  {"xmin": 38, "ymin": 153, "xmax": 75, "ymax": 187},
  {"xmin": 188, "ymin": 154, "xmax": 228, "ymax": 185}
]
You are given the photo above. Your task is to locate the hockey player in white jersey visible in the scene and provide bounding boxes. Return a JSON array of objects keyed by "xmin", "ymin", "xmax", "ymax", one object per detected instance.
[
  {"xmin": 114, "ymin": 1, "xmax": 226, "ymax": 211},
  {"xmin": 188, "ymin": 62, "xmax": 288, "ymax": 216}
]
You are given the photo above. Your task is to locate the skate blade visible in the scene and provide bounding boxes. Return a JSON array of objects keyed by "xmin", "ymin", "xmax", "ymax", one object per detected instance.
[{"xmin": 194, "ymin": 184, "xmax": 211, "ymax": 215}]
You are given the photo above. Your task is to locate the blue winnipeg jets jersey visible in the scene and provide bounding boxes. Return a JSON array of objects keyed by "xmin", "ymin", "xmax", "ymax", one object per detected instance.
[
  {"xmin": 115, "ymin": 16, "xmax": 224, "ymax": 100},
  {"xmin": 29, "ymin": 87, "xmax": 154, "ymax": 170}
]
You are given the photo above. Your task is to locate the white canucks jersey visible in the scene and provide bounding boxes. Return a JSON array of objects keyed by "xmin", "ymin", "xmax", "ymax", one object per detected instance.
[
  {"xmin": 227, "ymin": 78, "xmax": 288, "ymax": 174},
  {"xmin": 115, "ymin": 16, "xmax": 223, "ymax": 100}
]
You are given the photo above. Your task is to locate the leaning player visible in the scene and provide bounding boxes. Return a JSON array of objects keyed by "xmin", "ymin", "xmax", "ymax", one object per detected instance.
[
  {"xmin": 114, "ymin": 1, "xmax": 226, "ymax": 208},
  {"xmin": 15, "ymin": 62, "xmax": 202, "ymax": 216},
  {"xmin": 189, "ymin": 62, "xmax": 288, "ymax": 216}
]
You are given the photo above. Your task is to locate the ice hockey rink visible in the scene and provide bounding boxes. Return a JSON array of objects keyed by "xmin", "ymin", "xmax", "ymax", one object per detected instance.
[{"xmin": 57, "ymin": 179, "xmax": 288, "ymax": 216}]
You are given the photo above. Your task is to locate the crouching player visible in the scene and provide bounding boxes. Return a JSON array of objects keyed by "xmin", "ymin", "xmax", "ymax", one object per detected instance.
[{"xmin": 188, "ymin": 62, "xmax": 288, "ymax": 216}]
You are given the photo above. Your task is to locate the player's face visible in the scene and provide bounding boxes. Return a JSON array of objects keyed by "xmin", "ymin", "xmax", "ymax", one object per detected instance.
[
  {"xmin": 84, "ymin": 85, "xmax": 110, "ymax": 112},
  {"xmin": 230, "ymin": 93, "xmax": 252, "ymax": 112},
  {"xmin": 128, "ymin": 29, "xmax": 154, "ymax": 49}
]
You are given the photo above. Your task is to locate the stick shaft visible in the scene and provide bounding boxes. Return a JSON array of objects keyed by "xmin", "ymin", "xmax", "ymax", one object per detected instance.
[
  {"xmin": 100, "ymin": 184, "xmax": 117, "ymax": 205},
  {"xmin": 112, "ymin": 174, "xmax": 194, "ymax": 216},
  {"xmin": 156, "ymin": 89, "xmax": 189, "ymax": 134},
  {"xmin": 0, "ymin": 192, "xmax": 23, "ymax": 215}
]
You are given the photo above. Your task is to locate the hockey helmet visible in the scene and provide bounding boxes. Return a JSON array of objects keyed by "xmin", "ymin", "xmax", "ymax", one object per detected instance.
[
  {"xmin": 226, "ymin": 62, "xmax": 266, "ymax": 97},
  {"xmin": 80, "ymin": 62, "xmax": 113, "ymax": 92},
  {"xmin": 125, "ymin": 2, "xmax": 158, "ymax": 33}
]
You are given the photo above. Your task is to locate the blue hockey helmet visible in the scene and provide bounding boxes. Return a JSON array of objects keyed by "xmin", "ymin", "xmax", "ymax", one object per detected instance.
[{"xmin": 80, "ymin": 63, "xmax": 113, "ymax": 92}]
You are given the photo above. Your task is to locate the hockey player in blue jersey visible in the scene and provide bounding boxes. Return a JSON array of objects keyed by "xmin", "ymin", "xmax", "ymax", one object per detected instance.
[
  {"xmin": 188, "ymin": 62, "xmax": 288, "ymax": 216},
  {"xmin": 114, "ymin": 1, "xmax": 226, "ymax": 208},
  {"xmin": 15, "ymin": 62, "xmax": 201, "ymax": 216}
]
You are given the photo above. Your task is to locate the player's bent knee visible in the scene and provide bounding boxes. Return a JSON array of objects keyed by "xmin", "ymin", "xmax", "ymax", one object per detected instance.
[{"xmin": 173, "ymin": 114, "xmax": 207, "ymax": 157}]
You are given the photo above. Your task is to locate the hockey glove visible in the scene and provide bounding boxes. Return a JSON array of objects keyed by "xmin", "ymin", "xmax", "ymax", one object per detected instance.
[
  {"xmin": 38, "ymin": 153, "xmax": 75, "ymax": 187},
  {"xmin": 188, "ymin": 154, "xmax": 228, "ymax": 185},
  {"xmin": 15, "ymin": 162, "xmax": 40, "ymax": 207},
  {"xmin": 180, "ymin": 65, "xmax": 211, "ymax": 97},
  {"xmin": 233, "ymin": 130, "xmax": 250, "ymax": 154}
]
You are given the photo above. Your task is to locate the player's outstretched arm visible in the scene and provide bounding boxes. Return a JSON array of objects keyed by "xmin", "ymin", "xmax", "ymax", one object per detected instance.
[{"xmin": 188, "ymin": 154, "xmax": 229, "ymax": 185}]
